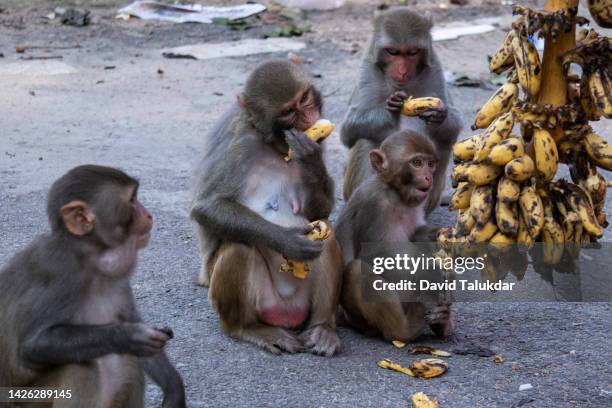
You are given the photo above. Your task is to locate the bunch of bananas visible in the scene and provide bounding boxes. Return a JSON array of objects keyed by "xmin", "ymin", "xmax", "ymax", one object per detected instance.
[
  {"xmin": 442, "ymin": 6, "xmax": 610, "ymax": 275},
  {"xmin": 588, "ymin": 0, "xmax": 612, "ymax": 28}
]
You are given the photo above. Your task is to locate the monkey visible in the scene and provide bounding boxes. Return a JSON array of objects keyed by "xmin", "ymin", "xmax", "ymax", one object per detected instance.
[
  {"xmin": 191, "ymin": 60, "xmax": 343, "ymax": 356},
  {"xmin": 0, "ymin": 165, "xmax": 185, "ymax": 408},
  {"xmin": 341, "ymin": 7, "xmax": 463, "ymax": 214},
  {"xmin": 335, "ymin": 130, "xmax": 454, "ymax": 342}
]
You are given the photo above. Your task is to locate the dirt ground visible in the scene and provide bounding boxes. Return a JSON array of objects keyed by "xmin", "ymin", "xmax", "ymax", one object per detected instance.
[{"xmin": 1, "ymin": 1, "xmax": 611, "ymax": 407}]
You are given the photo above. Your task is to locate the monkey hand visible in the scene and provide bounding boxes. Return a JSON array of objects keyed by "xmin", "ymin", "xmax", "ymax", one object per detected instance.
[
  {"xmin": 386, "ymin": 91, "xmax": 409, "ymax": 113},
  {"xmin": 286, "ymin": 130, "xmax": 323, "ymax": 164},
  {"xmin": 117, "ymin": 323, "xmax": 173, "ymax": 357},
  {"xmin": 278, "ymin": 225, "xmax": 324, "ymax": 261},
  {"xmin": 419, "ymin": 102, "xmax": 447, "ymax": 124}
]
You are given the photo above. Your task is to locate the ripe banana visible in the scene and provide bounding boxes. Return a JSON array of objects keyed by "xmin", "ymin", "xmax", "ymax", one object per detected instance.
[
  {"xmin": 497, "ymin": 176, "xmax": 521, "ymax": 203},
  {"xmin": 487, "ymin": 137, "xmax": 525, "ymax": 166},
  {"xmin": 517, "ymin": 212, "xmax": 535, "ymax": 249},
  {"xmin": 452, "ymin": 136, "xmax": 478, "ymax": 162},
  {"xmin": 469, "ymin": 217, "xmax": 498, "ymax": 243},
  {"xmin": 583, "ymin": 131, "xmax": 612, "ymax": 170},
  {"xmin": 453, "ymin": 163, "xmax": 503, "ymax": 186},
  {"xmin": 542, "ymin": 216, "xmax": 564, "ymax": 265},
  {"xmin": 588, "ymin": 0, "xmax": 612, "ymax": 28},
  {"xmin": 285, "ymin": 119, "xmax": 334, "ymax": 161},
  {"xmin": 450, "ymin": 182, "xmax": 474, "ymax": 210},
  {"xmin": 533, "ymin": 128, "xmax": 559, "ymax": 182},
  {"xmin": 505, "ymin": 155, "xmax": 535, "ymax": 181},
  {"xmin": 401, "ymin": 97, "xmax": 443, "ymax": 116},
  {"xmin": 581, "ymin": 73, "xmax": 601, "ymax": 121},
  {"xmin": 496, "ymin": 200, "xmax": 519, "ymax": 237},
  {"xmin": 279, "ymin": 220, "xmax": 330, "ymax": 279},
  {"xmin": 456, "ymin": 208, "xmax": 476, "ymax": 236},
  {"xmin": 565, "ymin": 183, "xmax": 603, "ymax": 238},
  {"xmin": 470, "ymin": 185, "xmax": 495, "ymax": 224},
  {"xmin": 474, "ymin": 112, "xmax": 515, "ymax": 162},
  {"xmin": 588, "ymin": 68, "xmax": 612, "ymax": 119},
  {"xmin": 490, "ymin": 231, "xmax": 516, "ymax": 250},
  {"xmin": 489, "ymin": 30, "xmax": 516, "ymax": 74},
  {"xmin": 511, "ymin": 31, "xmax": 542, "ymax": 98},
  {"xmin": 473, "ymin": 82, "xmax": 519, "ymax": 129},
  {"xmin": 519, "ymin": 182, "xmax": 544, "ymax": 239}
]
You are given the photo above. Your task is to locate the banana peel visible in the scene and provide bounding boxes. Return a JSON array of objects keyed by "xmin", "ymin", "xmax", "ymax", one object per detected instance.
[
  {"xmin": 411, "ymin": 392, "xmax": 439, "ymax": 408},
  {"xmin": 378, "ymin": 358, "xmax": 448, "ymax": 379}
]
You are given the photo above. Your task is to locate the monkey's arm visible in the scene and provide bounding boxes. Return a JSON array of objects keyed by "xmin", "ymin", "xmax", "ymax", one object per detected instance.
[
  {"xmin": 21, "ymin": 323, "xmax": 145, "ymax": 366},
  {"xmin": 297, "ymin": 155, "xmax": 334, "ymax": 221},
  {"xmin": 341, "ymin": 105, "xmax": 396, "ymax": 148},
  {"xmin": 426, "ymin": 104, "xmax": 462, "ymax": 148},
  {"xmin": 143, "ymin": 353, "xmax": 186, "ymax": 408}
]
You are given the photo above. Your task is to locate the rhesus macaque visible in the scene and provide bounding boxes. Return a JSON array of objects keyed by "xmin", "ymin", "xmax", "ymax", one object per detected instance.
[
  {"xmin": 0, "ymin": 165, "xmax": 185, "ymax": 408},
  {"xmin": 336, "ymin": 130, "xmax": 453, "ymax": 342},
  {"xmin": 341, "ymin": 7, "xmax": 463, "ymax": 213},
  {"xmin": 191, "ymin": 60, "xmax": 342, "ymax": 356}
]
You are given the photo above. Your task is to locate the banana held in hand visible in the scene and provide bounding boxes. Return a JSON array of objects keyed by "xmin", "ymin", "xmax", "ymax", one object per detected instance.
[
  {"xmin": 473, "ymin": 82, "xmax": 519, "ymax": 129},
  {"xmin": 401, "ymin": 97, "xmax": 443, "ymax": 116},
  {"xmin": 511, "ymin": 31, "xmax": 542, "ymax": 98},
  {"xmin": 533, "ymin": 128, "xmax": 559, "ymax": 182},
  {"xmin": 285, "ymin": 119, "xmax": 334, "ymax": 161},
  {"xmin": 279, "ymin": 220, "xmax": 330, "ymax": 279}
]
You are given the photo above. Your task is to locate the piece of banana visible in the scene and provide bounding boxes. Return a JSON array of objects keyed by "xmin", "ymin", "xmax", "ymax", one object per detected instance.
[
  {"xmin": 511, "ymin": 31, "xmax": 542, "ymax": 98},
  {"xmin": 285, "ymin": 119, "xmax": 334, "ymax": 161},
  {"xmin": 473, "ymin": 82, "xmax": 519, "ymax": 129},
  {"xmin": 519, "ymin": 181, "xmax": 544, "ymax": 239},
  {"xmin": 496, "ymin": 200, "xmax": 519, "ymax": 237},
  {"xmin": 452, "ymin": 136, "xmax": 479, "ymax": 162},
  {"xmin": 505, "ymin": 155, "xmax": 535, "ymax": 181},
  {"xmin": 450, "ymin": 182, "xmax": 474, "ymax": 210},
  {"xmin": 497, "ymin": 176, "xmax": 521, "ymax": 203},
  {"xmin": 581, "ymin": 73, "xmax": 602, "ymax": 121},
  {"xmin": 583, "ymin": 131, "xmax": 612, "ymax": 170},
  {"xmin": 401, "ymin": 97, "xmax": 443, "ymax": 116},
  {"xmin": 377, "ymin": 359, "xmax": 415, "ymax": 377},
  {"xmin": 487, "ymin": 137, "xmax": 525, "ymax": 166},
  {"xmin": 470, "ymin": 185, "xmax": 495, "ymax": 224},
  {"xmin": 279, "ymin": 220, "xmax": 330, "ymax": 279},
  {"xmin": 588, "ymin": 0, "xmax": 612, "ymax": 28},
  {"xmin": 489, "ymin": 30, "xmax": 516, "ymax": 74},
  {"xmin": 588, "ymin": 68, "xmax": 612, "ymax": 119},
  {"xmin": 411, "ymin": 392, "xmax": 439, "ymax": 408},
  {"xmin": 473, "ymin": 112, "xmax": 515, "ymax": 162},
  {"xmin": 453, "ymin": 163, "xmax": 503, "ymax": 186},
  {"xmin": 409, "ymin": 358, "xmax": 449, "ymax": 379},
  {"xmin": 533, "ymin": 128, "xmax": 559, "ymax": 182}
]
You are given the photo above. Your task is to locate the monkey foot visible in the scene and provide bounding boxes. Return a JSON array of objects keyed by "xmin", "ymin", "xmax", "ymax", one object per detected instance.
[
  {"xmin": 298, "ymin": 325, "xmax": 342, "ymax": 357},
  {"xmin": 245, "ymin": 327, "xmax": 304, "ymax": 355}
]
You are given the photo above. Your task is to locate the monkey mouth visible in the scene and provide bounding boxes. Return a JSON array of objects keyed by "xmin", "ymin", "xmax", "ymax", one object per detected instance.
[{"xmin": 414, "ymin": 187, "xmax": 430, "ymax": 200}]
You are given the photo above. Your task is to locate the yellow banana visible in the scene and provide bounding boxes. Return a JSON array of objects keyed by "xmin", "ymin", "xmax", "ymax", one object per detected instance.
[
  {"xmin": 588, "ymin": 68, "xmax": 612, "ymax": 119},
  {"xmin": 450, "ymin": 182, "xmax": 474, "ymax": 210},
  {"xmin": 489, "ymin": 30, "xmax": 516, "ymax": 74},
  {"xmin": 511, "ymin": 31, "xmax": 542, "ymax": 98},
  {"xmin": 456, "ymin": 208, "xmax": 476, "ymax": 236},
  {"xmin": 581, "ymin": 74, "xmax": 601, "ymax": 121},
  {"xmin": 487, "ymin": 137, "xmax": 525, "ymax": 166},
  {"xmin": 279, "ymin": 220, "xmax": 330, "ymax": 279},
  {"xmin": 401, "ymin": 97, "xmax": 443, "ymax": 116},
  {"xmin": 565, "ymin": 183, "xmax": 603, "ymax": 238},
  {"xmin": 453, "ymin": 163, "xmax": 503, "ymax": 186},
  {"xmin": 285, "ymin": 119, "xmax": 334, "ymax": 161},
  {"xmin": 377, "ymin": 359, "xmax": 414, "ymax": 377},
  {"xmin": 469, "ymin": 218, "xmax": 498, "ymax": 243},
  {"xmin": 452, "ymin": 136, "xmax": 478, "ymax": 162},
  {"xmin": 409, "ymin": 358, "xmax": 448, "ymax": 379},
  {"xmin": 496, "ymin": 200, "xmax": 519, "ymax": 237},
  {"xmin": 517, "ymin": 212, "xmax": 535, "ymax": 249},
  {"xmin": 473, "ymin": 82, "xmax": 519, "ymax": 129},
  {"xmin": 490, "ymin": 231, "xmax": 515, "ymax": 251},
  {"xmin": 469, "ymin": 185, "xmax": 495, "ymax": 224},
  {"xmin": 519, "ymin": 182, "xmax": 544, "ymax": 239},
  {"xmin": 497, "ymin": 176, "xmax": 521, "ymax": 203},
  {"xmin": 474, "ymin": 112, "xmax": 515, "ymax": 162},
  {"xmin": 533, "ymin": 128, "xmax": 559, "ymax": 182},
  {"xmin": 583, "ymin": 131, "xmax": 612, "ymax": 170},
  {"xmin": 505, "ymin": 155, "xmax": 535, "ymax": 181},
  {"xmin": 542, "ymin": 216, "xmax": 564, "ymax": 265},
  {"xmin": 588, "ymin": 0, "xmax": 612, "ymax": 28}
]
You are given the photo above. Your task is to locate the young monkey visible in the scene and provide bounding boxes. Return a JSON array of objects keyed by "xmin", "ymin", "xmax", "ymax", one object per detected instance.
[{"xmin": 336, "ymin": 130, "xmax": 453, "ymax": 342}]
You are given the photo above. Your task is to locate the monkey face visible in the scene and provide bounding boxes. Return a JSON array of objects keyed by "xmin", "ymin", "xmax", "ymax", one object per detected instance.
[
  {"xmin": 127, "ymin": 188, "xmax": 153, "ymax": 249},
  {"xmin": 276, "ymin": 86, "xmax": 322, "ymax": 131},
  {"xmin": 393, "ymin": 155, "xmax": 436, "ymax": 206},
  {"xmin": 382, "ymin": 47, "xmax": 421, "ymax": 84}
]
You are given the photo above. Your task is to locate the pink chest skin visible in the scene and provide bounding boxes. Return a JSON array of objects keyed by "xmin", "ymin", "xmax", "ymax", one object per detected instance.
[
  {"xmin": 259, "ymin": 306, "xmax": 308, "ymax": 329},
  {"xmin": 386, "ymin": 203, "xmax": 425, "ymax": 242}
]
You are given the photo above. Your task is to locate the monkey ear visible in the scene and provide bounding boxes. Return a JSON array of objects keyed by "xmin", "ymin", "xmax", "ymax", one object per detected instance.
[
  {"xmin": 60, "ymin": 200, "xmax": 96, "ymax": 236},
  {"xmin": 369, "ymin": 149, "xmax": 389, "ymax": 174},
  {"xmin": 237, "ymin": 94, "xmax": 246, "ymax": 107}
]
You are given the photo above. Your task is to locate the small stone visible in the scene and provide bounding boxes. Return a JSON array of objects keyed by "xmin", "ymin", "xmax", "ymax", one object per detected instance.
[{"xmin": 519, "ymin": 383, "xmax": 533, "ymax": 391}]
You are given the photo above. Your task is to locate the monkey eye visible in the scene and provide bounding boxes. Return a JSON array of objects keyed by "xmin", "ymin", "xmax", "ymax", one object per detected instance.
[
  {"xmin": 411, "ymin": 158, "xmax": 423, "ymax": 168},
  {"xmin": 428, "ymin": 160, "xmax": 436, "ymax": 168},
  {"xmin": 281, "ymin": 107, "xmax": 295, "ymax": 117},
  {"xmin": 385, "ymin": 48, "xmax": 400, "ymax": 56},
  {"xmin": 300, "ymin": 91, "xmax": 310, "ymax": 104},
  {"xmin": 406, "ymin": 49, "xmax": 420, "ymax": 56}
]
